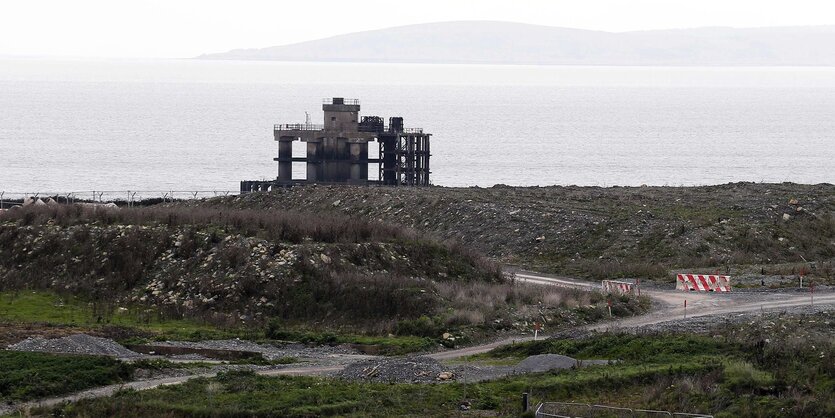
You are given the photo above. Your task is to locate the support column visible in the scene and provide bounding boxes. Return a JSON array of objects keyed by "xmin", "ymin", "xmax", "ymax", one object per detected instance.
[
  {"xmin": 277, "ymin": 136, "xmax": 294, "ymax": 182},
  {"xmin": 348, "ymin": 142, "xmax": 366, "ymax": 182},
  {"xmin": 306, "ymin": 140, "xmax": 323, "ymax": 182},
  {"xmin": 423, "ymin": 134, "xmax": 431, "ymax": 186}
]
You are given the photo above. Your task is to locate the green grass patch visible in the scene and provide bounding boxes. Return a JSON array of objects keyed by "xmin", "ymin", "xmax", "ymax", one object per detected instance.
[
  {"xmin": 0, "ymin": 351, "xmax": 130, "ymax": 402},
  {"xmin": 0, "ymin": 291, "xmax": 250, "ymax": 342},
  {"xmin": 475, "ymin": 333, "xmax": 738, "ymax": 362},
  {"xmin": 39, "ymin": 361, "xmax": 718, "ymax": 418},
  {"xmin": 0, "ymin": 292, "xmax": 436, "ymax": 355},
  {"xmin": 28, "ymin": 328, "xmax": 834, "ymax": 417},
  {"xmin": 264, "ymin": 322, "xmax": 435, "ymax": 355}
]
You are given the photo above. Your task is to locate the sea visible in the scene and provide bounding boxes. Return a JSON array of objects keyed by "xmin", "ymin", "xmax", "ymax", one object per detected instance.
[{"xmin": 1, "ymin": 57, "xmax": 834, "ymax": 200}]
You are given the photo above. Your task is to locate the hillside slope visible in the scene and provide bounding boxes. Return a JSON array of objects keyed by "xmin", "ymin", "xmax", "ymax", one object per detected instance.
[
  {"xmin": 200, "ymin": 21, "xmax": 835, "ymax": 66},
  {"xmin": 1, "ymin": 205, "xmax": 646, "ymax": 343},
  {"xmin": 187, "ymin": 183, "xmax": 835, "ymax": 280},
  {"xmin": 0, "ymin": 206, "xmax": 499, "ymax": 331}
]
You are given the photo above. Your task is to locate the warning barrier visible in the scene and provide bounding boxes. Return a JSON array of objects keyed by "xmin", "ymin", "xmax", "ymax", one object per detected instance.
[
  {"xmin": 602, "ymin": 280, "xmax": 637, "ymax": 295},
  {"xmin": 676, "ymin": 274, "xmax": 731, "ymax": 292}
]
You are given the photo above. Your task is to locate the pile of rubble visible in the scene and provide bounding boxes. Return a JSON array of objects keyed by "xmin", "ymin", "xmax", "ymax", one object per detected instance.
[
  {"xmin": 7, "ymin": 334, "xmax": 144, "ymax": 358},
  {"xmin": 513, "ymin": 354, "xmax": 579, "ymax": 373},
  {"xmin": 338, "ymin": 356, "xmax": 454, "ymax": 383}
]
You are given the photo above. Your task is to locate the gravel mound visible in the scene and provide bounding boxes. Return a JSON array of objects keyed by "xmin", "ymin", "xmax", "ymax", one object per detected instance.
[
  {"xmin": 338, "ymin": 356, "xmax": 450, "ymax": 383},
  {"xmin": 7, "ymin": 334, "xmax": 144, "ymax": 358},
  {"xmin": 514, "ymin": 354, "xmax": 578, "ymax": 373}
]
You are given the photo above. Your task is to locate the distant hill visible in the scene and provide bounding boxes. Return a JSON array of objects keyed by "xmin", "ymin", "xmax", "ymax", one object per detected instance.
[{"xmin": 199, "ymin": 21, "xmax": 835, "ymax": 66}]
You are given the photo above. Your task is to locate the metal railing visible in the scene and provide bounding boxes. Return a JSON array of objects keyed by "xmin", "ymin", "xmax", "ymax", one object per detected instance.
[
  {"xmin": 274, "ymin": 124, "xmax": 424, "ymax": 134},
  {"xmin": 275, "ymin": 123, "xmax": 324, "ymax": 131},
  {"xmin": 535, "ymin": 402, "xmax": 714, "ymax": 418},
  {"xmin": 322, "ymin": 98, "xmax": 360, "ymax": 105}
]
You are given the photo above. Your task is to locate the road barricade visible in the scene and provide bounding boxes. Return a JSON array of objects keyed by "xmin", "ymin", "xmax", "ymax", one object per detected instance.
[
  {"xmin": 676, "ymin": 274, "xmax": 731, "ymax": 292},
  {"xmin": 602, "ymin": 279, "xmax": 637, "ymax": 295}
]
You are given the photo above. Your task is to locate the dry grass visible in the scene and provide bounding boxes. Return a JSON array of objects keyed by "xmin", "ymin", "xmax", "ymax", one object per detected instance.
[{"xmin": 1, "ymin": 204, "xmax": 416, "ymax": 245}]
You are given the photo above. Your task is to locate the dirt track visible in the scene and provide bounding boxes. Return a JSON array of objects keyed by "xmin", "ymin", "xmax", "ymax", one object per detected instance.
[{"xmin": 434, "ymin": 270, "xmax": 833, "ymax": 358}]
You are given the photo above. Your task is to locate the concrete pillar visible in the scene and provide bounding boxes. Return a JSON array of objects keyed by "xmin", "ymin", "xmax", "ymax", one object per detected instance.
[
  {"xmin": 349, "ymin": 142, "xmax": 362, "ymax": 181},
  {"xmin": 278, "ymin": 137, "xmax": 294, "ymax": 182},
  {"xmin": 307, "ymin": 141, "xmax": 322, "ymax": 182},
  {"xmin": 424, "ymin": 134, "xmax": 431, "ymax": 186}
]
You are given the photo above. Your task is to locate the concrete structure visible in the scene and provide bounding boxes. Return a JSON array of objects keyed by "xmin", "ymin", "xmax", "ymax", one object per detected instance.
[{"xmin": 241, "ymin": 98, "xmax": 431, "ymax": 192}]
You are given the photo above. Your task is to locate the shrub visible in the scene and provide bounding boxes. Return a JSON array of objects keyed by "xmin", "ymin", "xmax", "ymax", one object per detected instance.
[
  {"xmin": 395, "ymin": 315, "xmax": 441, "ymax": 338},
  {"xmin": 722, "ymin": 360, "xmax": 775, "ymax": 392},
  {"xmin": 0, "ymin": 351, "xmax": 131, "ymax": 402}
]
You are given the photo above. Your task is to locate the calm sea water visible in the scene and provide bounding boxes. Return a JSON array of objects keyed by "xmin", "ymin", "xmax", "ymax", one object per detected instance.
[{"xmin": 1, "ymin": 58, "xmax": 834, "ymax": 196}]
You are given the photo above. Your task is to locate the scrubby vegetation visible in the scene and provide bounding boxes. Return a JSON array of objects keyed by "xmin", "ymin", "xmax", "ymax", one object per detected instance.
[
  {"xmin": 195, "ymin": 183, "xmax": 835, "ymax": 281},
  {"xmin": 0, "ymin": 205, "xmax": 644, "ymax": 348},
  {"xmin": 477, "ymin": 312, "xmax": 835, "ymax": 417},
  {"xmin": 0, "ymin": 351, "xmax": 130, "ymax": 403},
  {"xmin": 0, "ymin": 206, "xmax": 496, "ymax": 334},
  {"xmin": 38, "ymin": 312, "xmax": 834, "ymax": 417}
]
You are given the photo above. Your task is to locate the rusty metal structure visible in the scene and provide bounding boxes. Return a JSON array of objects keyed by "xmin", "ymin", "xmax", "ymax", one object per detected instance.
[{"xmin": 241, "ymin": 98, "xmax": 431, "ymax": 192}]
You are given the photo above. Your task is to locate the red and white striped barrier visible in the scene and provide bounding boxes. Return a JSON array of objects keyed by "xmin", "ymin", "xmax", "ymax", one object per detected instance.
[
  {"xmin": 676, "ymin": 274, "xmax": 731, "ymax": 292},
  {"xmin": 602, "ymin": 280, "xmax": 637, "ymax": 295}
]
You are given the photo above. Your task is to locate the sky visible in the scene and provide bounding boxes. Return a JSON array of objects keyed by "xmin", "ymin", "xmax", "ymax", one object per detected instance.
[{"xmin": 2, "ymin": 0, "xmax": 835, "ymax": 58}]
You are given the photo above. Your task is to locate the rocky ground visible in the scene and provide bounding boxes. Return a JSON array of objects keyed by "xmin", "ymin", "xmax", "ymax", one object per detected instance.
[
  {"xmin": 8, "ymin": 334, "xmax": 145, "ymax": 358},
  {"xmin": 0, "ymin": 206, "xmax": 509, "ymax": 335},
  {"xmin": 184, "ymin": 183, "xmax": 835, "ymax": 280},
  {"xmin": 3, "ymin": 333, "xmax": 602, "ymax": 385},
  {"xmin": 333, "ymin": 352, "xmax": 594, "ymax": 383}
]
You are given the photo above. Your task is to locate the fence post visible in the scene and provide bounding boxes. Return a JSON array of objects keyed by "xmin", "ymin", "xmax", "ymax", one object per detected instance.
[
  {"xmin": 522, "ymin": 393, "xmax": 529, "ymax": 413},
  {"xmin": 810, "ymin": 282, "xmax": 814, "ymax": 306}
]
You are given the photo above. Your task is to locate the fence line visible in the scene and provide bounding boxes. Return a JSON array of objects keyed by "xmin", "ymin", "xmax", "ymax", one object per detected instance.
[{"xmin": 0, "ymin": 190, "xmax": 238, "ymax": 209}]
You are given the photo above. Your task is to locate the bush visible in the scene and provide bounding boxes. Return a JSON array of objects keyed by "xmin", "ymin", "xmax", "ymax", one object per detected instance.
[
  {"xmin": 0, "ymin": 351, "xmax": 131, "ymax": 402},
  {"xmin": 722, "ymin": 360, "xmax": 775, "ymax": 392},
  {"xmin": 395, "ymin": 315, "xmax": 442, "ymax": 338}
]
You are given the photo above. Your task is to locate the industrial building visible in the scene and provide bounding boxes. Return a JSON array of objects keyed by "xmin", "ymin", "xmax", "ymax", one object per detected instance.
[{"xmin": 240, "ymin": 98, "xmax": 431, "ymax": 192}]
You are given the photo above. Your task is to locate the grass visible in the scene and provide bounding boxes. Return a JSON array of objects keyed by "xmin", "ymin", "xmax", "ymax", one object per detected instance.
[
  {"xmin": 0, "ymin": 291, "xmax": 247, "ymax": 342},
  {"xmin": 473, "ymin": 333, "xmax": 738, "ymax": 362},
  {"xmin": 0, "ymin": 286, "xmax": 650, "ymax": 355},
  {"xmin": 0, "ymin": 351, "xmax": 130, "ymax": 403},
  {"xmin": 35, "ymin": 362, "xmax": 718, "ymax": 418},
  {"xmin": 0, "ymin": 204, "xmax": 415, "ymax": 246},
  {"xmin": 0, "ymin": 291, "xmax": 436, "ymax": 355},
  {"xmin": 18, "ymin": 320, "xmax": 835, "ymax": 417}
]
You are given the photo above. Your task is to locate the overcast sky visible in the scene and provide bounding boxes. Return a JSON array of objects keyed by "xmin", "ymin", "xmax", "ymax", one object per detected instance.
[{"xmin": 2, "ymin": 0, "xmax": 835, "ymax": 58}]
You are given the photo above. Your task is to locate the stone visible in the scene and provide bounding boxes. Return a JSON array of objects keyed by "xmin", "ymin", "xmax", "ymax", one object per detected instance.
[
  {"xmin": 782, "ymin": 213, "xmax": 791, "ymax": 221},
  {"xmin": 437, "ymin": 371, "xmax": 454, "ymax": 381}
]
